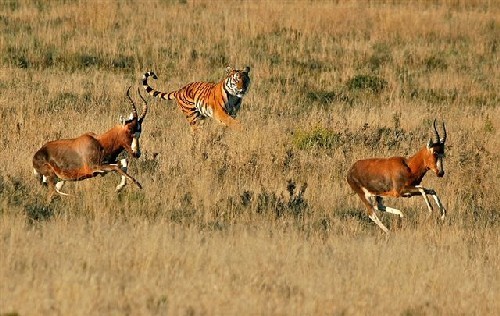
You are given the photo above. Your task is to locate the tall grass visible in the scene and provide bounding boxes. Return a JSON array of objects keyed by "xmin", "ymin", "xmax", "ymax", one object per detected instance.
[{"xmin": 0, "ymin": 1, "xmax": 499, "ymax": 315}]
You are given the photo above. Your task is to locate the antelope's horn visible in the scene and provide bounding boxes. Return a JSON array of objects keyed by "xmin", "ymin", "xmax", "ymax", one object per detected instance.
[
  {"xmin": 433, "ymin": 119, "xmax": 440, "ymax": 144},
  {"xmin": 137, "ymin": 87, "xmax": 148, "ymax": 121},
  {"xmin": 441, "ymin": 122, "xmax": 447, "ymax": 143},
  {"xmin": 126, "ymin": 86, "xmax": 138, "ymax": 119}
]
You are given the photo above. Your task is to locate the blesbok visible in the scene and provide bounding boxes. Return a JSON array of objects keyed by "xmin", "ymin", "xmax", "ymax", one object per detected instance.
[
  {"xmin": 347, "ymin": 120, "xmax": 447, "ymax": 233},
  {"xmin": 33, "ymin": 87, "xmax": 148, "ymax": 200}
]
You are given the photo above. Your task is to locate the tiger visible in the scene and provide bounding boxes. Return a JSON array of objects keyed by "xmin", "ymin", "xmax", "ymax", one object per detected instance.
[{"xmin": 142, "ymin": 66, "xmax": 250, "ymax": 131}]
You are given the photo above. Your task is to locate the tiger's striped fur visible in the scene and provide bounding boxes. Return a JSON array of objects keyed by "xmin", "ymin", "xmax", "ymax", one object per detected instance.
[{"xmin": 143, "ymin": 67, "xmax": 250, "ymax": 131}]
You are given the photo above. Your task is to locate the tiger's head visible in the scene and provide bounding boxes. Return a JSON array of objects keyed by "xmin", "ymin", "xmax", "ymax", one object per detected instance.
[{"xmin": 224, "ymin": 66, "xmax": 251, "ymax": 98}]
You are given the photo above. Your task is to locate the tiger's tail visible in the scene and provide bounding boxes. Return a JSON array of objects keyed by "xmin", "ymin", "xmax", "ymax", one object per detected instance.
[{"xmin": 142, "ymin": 71, "xmax": 174, "ymax": 101}]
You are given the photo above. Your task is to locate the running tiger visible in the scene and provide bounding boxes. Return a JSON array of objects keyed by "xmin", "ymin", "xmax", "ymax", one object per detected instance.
[{"xmin": 142, "ymin": 67, "xmax": 250, "ymax": 131}]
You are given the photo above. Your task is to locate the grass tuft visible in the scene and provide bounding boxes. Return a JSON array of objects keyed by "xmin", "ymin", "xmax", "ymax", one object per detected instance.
[{"xmin": 346, "ymin": 74, "xmax": 388, "ymax": 93}]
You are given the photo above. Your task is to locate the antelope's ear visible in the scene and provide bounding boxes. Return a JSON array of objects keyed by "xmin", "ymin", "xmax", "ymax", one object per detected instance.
[{"xmin": 427, "ymin": 138, "xmax": 433, "ymax": 149}]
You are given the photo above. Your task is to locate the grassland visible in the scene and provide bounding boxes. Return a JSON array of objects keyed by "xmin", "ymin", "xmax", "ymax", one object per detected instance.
[{"xmin": 0, "ymin": 0, "xmax": 499, "ymax": 315}]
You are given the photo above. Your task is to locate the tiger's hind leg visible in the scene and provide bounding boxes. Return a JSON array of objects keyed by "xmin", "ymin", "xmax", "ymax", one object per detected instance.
[{"xmin": 186, "ymin": 111, "xmax": 203, "ymax": 134}]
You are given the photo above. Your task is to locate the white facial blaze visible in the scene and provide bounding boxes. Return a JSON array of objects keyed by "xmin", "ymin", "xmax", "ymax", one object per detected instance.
[
  {"xmin": 436, "ymin": 156, "xmax": 444, "ymax": 173},
  {"xmin": 131, "ymin": 136, "xmax": 139, "ymax": 153}
]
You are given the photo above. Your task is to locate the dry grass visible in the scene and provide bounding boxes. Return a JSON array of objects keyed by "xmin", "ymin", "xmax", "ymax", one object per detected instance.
[{"xmin": 0, "ymin": 0, "xmax": 499, "ymax": 315}]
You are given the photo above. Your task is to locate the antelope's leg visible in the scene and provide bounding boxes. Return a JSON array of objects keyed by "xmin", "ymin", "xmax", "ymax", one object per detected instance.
[
  {"xmin": 55, "ymin": 181, "xmax": 70, "ymax": 196},
  {"xmin": 115, "ymin": 158, "xmax": 128, "ymax": 191},
  {"xmin": 428, "ymin": 192, "xmax": 446, "ymax": 219},
  {"xmin": 46, "ymin": 176, "xmax": 57, "ymax": 202},
  {"xmin": 98, "ymin": 164, "xmax": 142, "ymax": 190},
  {"xmin": 368, "ymin": 213, "xmax": 389, "ymax": 234},
  {"xmin": 361, "ymin": 190, "xmax": 389, "ymax": 233},
  {"xmin": 415, "ymin": 185, "xmax": 434, "ymax": 214},
  {"xmin": 403, "ymin": 187, "xmax": 446, "ymax": 220},
  {"xmin": 375, "ymin": 196, "xmax": 404, "ymax": 218}
]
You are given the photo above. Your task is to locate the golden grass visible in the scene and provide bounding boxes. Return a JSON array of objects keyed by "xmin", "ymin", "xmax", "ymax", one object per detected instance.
[{"xmin": 0, "ymin": 0, "xmax": 499, "ymax": 315}]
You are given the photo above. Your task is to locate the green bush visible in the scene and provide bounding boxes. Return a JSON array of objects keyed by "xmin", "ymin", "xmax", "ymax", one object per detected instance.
[
  {"xmin": 346, "ymin": 74, "xmax": 387, "ymax": 93},
  {"xmin": 293, "ymin": 127, "xmax": 343, "ymax": 150}
]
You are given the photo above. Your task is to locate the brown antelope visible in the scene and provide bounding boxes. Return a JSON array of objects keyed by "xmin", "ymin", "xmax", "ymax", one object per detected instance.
[
  {"xmin": 33, "ymin": 87, "xmax": 148, "ymax": 201},
  {"xmin": 347, "ymin": 120, "xmax": 447, "ymax": 233}
]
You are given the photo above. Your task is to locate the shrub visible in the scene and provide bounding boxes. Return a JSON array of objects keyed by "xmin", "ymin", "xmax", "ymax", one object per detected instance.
[
  {"xmin": 424, "ymin": 55, "xmax": 448, "ymax": 71},
  {"xmin": 346, "ymin": 74, "xmax": 387, "ymax": 93},
  {"xmin": 256, "ymin": 180, "xmax": 308, "ymax": 218},
  {"xmin": 24, "ymin": 202, "xmax": 54, "ymax": 223},
  {"xmin": 112, "ymin": 55, "xmax": 135, "ymax": 70},
  {"xmin": 293, "ymin": 127, "xmax": 343, "ymax": 150}
]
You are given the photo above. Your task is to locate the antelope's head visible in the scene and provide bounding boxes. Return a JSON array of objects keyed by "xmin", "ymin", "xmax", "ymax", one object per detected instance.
[
  {"xmin": 224, "ymin": 66, "xmax": 251, "ymax": 98},
  {"xmin": 426, "ymin": 120, "xmax": 447, "ymax": 177},
  {"xmin": 121, "ymin": 86, "xmax": 148, "ymax": 158}
]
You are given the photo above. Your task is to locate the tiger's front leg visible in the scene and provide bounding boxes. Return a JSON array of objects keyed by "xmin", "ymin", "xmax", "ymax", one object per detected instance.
[{"xmin": 212, "ymin": 108, "xmax": 241, "ymax": 129}]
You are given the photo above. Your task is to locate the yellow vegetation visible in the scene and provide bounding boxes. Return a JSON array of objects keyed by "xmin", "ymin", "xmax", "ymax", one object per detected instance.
[{"xmin": 0, "ymin": 1, "xmax": 498, "ymax": 315}]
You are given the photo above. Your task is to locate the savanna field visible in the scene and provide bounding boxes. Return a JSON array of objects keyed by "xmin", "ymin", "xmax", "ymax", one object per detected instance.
[{"xmin": 0, "ymin": 1, "xmax": 499, "ymax": 315}]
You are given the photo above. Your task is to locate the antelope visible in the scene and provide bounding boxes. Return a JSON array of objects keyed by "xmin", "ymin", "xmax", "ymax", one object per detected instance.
[
  {"xmin": 33, "ymin": 87, "xmax": 148, "ymax": 201},
  {"xmin": 347, "ymin": 120, "xmax": 447, "ymax": 233}
]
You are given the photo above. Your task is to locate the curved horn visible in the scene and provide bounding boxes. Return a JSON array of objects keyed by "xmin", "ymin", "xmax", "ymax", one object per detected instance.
[
  {"xmin": 433, "ymin": 119, "xmax": 440, "ymax": 144},
  {"xmin": 441, "ymin": 121, "xmax": 447, "ymax": 143},
  {"xmin": 126, "ymin": 86, "xmax": 138, "ymax": 120},
  {"xmin": 137, "ymin": 87, "xmax": 148, "ymax": 121}
]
